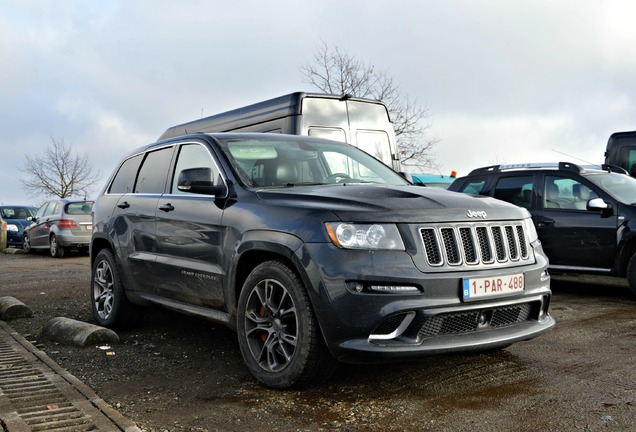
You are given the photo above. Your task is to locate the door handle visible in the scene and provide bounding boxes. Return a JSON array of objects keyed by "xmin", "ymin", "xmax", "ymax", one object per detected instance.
[
  {"xmin": 117, "ymin": 201, "xmax": 130, "ymax": 209},
  {"xmin": 159, "ymin": 203, "xmax": 175, "ymax": 212},
  {"xmin": 536, "ymin": 217, "xmax": 555, "ymax": 228}
]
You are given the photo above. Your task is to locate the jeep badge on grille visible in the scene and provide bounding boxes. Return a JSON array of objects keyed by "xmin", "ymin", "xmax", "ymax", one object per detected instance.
[{"xmin": 467, "ymin": 210, "xmax": 487, "ymax": 218}]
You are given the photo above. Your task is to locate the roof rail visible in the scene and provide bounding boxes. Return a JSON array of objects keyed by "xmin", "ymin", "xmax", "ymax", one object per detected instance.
[
  {"xmin": 602, "ymin": 164, "xmax": 629, "ymax": 174},
  {"xmin": 467, "ymin": 162, "xmax": 584, "ymax": 176}
]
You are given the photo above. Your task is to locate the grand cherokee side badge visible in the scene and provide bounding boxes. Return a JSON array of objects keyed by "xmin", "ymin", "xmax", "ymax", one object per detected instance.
[{"xmin": 467, "ymin": 210, "xmax": 487, "ymax": 218}]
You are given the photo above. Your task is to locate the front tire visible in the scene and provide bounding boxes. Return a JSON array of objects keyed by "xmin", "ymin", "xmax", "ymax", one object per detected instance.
[
  {"xmin": 237, "ymin": 260, "xmax": 337, "ymax": 388},
  {"xmin": 22, "ymin": 234, "xmax": 32, "ymax": 254},
  {"xmin": 627, "ymin": 253, "xmax": 636, "ymax": 297},
  {"xmin": 49, "ymin": 234, "xmax": 65, "ymax": 258},
  {"xmin": 92, "ymin": 249, "xmax": 144, "ymax": 329}
]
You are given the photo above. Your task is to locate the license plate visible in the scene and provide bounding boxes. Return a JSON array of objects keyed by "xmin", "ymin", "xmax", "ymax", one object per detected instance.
[
  {"xmin": 81, "ymin": 223, "xmax": 93, "ymax": 231},
  {"xmin": 463, "ymin": 273, "xmax": 524, "ymax": 300}
]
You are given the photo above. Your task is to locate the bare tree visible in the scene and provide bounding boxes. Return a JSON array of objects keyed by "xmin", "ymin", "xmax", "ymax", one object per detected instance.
[
  {"xmin": 20, "ymin": 137, "xmax": 100, "ymax": 199},
  {"xmin": 300, "ymin": 41, "xmax": 440, "ymax": 171}
]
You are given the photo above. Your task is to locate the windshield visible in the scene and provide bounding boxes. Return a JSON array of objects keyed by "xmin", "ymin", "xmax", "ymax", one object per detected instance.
[
  {"xmin": 586, "ymin": 172, "xmax": 636, "ymax": 204},
  {"xmin": 0, "ymin": 206, "xmax": 36, "ymax": 219},
  {"xmin": 218, "ymin": 136, "xmax": 408, "ymax": 188}
]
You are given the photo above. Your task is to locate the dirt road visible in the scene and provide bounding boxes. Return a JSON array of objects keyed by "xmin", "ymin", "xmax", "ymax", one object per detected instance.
[{"xmin": 1, "ymin": 251, "xmax": 635, "ymax": 431}]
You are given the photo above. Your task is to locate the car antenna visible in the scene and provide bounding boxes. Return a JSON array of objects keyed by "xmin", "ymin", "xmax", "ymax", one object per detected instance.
[{"xmin": 550, "ymin": 149, "xmax": 597, "ymax": 166}]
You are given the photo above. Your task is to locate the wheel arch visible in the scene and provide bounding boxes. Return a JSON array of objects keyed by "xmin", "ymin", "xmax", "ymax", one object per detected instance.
[
  {"xmin": 227, "ymin": 231, "xmax": 319, "ymax": 325},
  {"xmin": 616, "ymin": 217, "xmax": 636, "ymax": 276},
  {"xmin": 90, "ymin": 234, "xmax": 113, "ymax": 267}
]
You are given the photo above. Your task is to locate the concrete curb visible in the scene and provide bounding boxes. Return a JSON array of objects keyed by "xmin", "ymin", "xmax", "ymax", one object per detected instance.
[
  {"xmin": 41, "ymin": 316, "xmax": 120, "ymax": 347},
  {"xmin": 3, "ymin": 247, "xmax": 25, "ymax": 255},
  {"xmin": 0, "ymin": 296, "xmax": 33, "ymax": 320}
]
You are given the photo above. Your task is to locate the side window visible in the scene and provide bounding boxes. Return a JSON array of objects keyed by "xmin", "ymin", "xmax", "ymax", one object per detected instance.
[
  {"xmin": 457, "ymin": 178, "xmax": 488, "ymax": 195},
  {"xmin": 109, "ymin": 154, "xmax": 143, "ymax": 194},
  {"xmin": 35, "ymin": 203, "xmax": 50, "ymax": 219},
  {"xmin": 545, "ymin": 175, "xmax": 596, "ymax": 210},
  {"xmin": 493, "ymin": 176, "xmax": 534, "ymax": 209},
  {"xmin": 171, "ymin": 143, "xmax": 220, "ymax": 194},
  {"xmin": 618, "ymin": 147, "xmax": 636, "ymax": 174},
  {"xmin": 45, "ymin": 202, "xmax": 59, "ymax": 216},
  {"xmin": 134, "ymin": 147, "xmax": 174, "ymax": 194},
  {"xmin": 543, "ymin": 176, "xmax": 593, "ymax": 210}
]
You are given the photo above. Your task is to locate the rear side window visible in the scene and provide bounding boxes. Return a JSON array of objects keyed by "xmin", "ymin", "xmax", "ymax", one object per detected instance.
[
  {"xmin": 109, "ymin": 154, "xmax": 143, "ymax": 194},
  {"xmin": 134, "ymin": 147, "xmax": 174, "ymax": 194},
  {"xmin": 493, "ymin": 176, "xmax": 534, "ymax": 209}
]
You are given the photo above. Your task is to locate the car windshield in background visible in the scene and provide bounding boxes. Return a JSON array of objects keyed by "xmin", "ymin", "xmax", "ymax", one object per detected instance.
[
  {"xmin": 0, "ymin": 207, "xmax": 36, "ymax": 219},
  {"xmin": 219, "ymin": 137, "xmax": 409, "ymax": 188},
  {"xmin": 586, "ymin": 172, "xmax": 636, "ymax": 204}
]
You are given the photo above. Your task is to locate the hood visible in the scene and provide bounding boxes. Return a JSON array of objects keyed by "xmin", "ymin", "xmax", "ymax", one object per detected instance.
[{"xmin": 255, "ymin": 184, "xmax": 529, "ymax": 223}]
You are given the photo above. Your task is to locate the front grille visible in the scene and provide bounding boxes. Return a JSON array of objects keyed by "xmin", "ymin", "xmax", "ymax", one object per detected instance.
[
  {"xmin": 420, "ymin": 222, "xmax": 529, "ymax": 268},
  {"xmin": 418, "ymin": 302, "xmax": 533, "ymax": 339}
]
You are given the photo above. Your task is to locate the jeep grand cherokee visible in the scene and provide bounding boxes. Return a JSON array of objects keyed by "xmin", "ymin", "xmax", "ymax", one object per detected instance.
[{"xmin": 91, "ymin": 133, "xmax": 554, "ymax": 388}]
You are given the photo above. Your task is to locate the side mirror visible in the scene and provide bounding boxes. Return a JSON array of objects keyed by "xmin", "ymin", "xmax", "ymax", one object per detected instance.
[
  {"xmin": 587, "ymin": 197, "xmax": 614, "ymax": 217},
  {"xmin": 177, "ymin": 168, "xmax": 226, "ymax": 196}
]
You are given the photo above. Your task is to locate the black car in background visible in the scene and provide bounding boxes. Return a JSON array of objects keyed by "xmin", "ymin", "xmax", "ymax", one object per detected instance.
[
  {"xmin": 23, "ymin": 199, "xmax": 93, "ymax": 257},
  {"xmin": 449, "ymin": 162, "xmax": 636, "ymax": 295},
  {"xmin": 91, "ymin": 132, "xmax": 554, "ymax": 388},
  {"xmin": 0, "ymin": 205, "xmax": 37, "ymax": 248}
]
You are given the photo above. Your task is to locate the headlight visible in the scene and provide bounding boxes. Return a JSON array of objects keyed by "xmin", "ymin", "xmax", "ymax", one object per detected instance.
[
  {"xmin": 325, "ymin": 223, "xmax": 405, "ymax": 250},
  {"xmin": 6, "ymin": 224, "xmax": 19, "ymax": 232},
  {"xmin": 522, "ymin": 217, "xmax": 538, "ymax": 243}
]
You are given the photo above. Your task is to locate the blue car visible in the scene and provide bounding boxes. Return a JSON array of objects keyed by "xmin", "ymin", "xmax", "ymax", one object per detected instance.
[{"xmin": 0, "ymin": 205, "xmax": 38, "ymax": 248}]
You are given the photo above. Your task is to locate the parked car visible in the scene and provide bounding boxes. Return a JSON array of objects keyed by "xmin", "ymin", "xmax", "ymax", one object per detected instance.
[
  {"xmin": 448, "ymin": 162, "xmax": 636, "ymax": 295},
  {"xmin": 0, "ymin": 205, "xmax": 38, "ymax": 248},
  {"xmin": 23, "ymin": 199, "xmax": 93, "ymax": 257},
  {"xmin": 91, "ymin": 133, "xmax": 554, "ymax": 388}
]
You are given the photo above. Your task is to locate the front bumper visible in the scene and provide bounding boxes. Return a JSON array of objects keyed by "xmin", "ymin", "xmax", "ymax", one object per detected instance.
[{"xmin": 301, "ymin": 241, "xmax": 553, "ymax": 363}]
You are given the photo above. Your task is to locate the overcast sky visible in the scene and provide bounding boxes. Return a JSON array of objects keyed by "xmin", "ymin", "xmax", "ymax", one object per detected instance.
[{"xmin": 2, "ymin": 1, "xmax": 636, "ymax": 205}]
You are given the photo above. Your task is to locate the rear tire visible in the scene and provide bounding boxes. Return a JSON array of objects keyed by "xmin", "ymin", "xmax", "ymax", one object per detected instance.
[
  {"xmin": 237, "ymin": 260, "xmax": 337, "ymax": 388},
  {"xmin": 92, "ymin": 249, "xmax": 144, "ymax": 329},
  {"xmin": 49, "ymin": 234, "xmax": 65, "ymax": 258}
]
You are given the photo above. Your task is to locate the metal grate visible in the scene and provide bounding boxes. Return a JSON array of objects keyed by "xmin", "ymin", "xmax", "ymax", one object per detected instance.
[
  {"xmin": 420, "ymin": 222, "xmax": 529, "ymax": 267},
  {"xmin": 0, "ymin": 339, "xmax": 96, "ymax": 430},
  {"xmin": 371, "ymin": 314, "xmax": 408, "ymax": 336},
  {"xmin": 418, "ymin": 302, "xmax": 534, "ymax": 339},
  {"xmin": 0, "ymin": 321, "xmax": 140, "ymax": 431}
]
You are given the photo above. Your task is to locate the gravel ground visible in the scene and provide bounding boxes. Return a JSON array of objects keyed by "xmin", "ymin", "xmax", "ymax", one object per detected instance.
[{"xmin": 2, "ymin": 250, "xmax": 636, "ymax": 431}]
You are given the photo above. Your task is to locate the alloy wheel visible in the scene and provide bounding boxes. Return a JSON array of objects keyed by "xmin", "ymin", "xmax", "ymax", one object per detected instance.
[
  {"xmin": 243, "ymin": 278, "xmax": 298, "ymax": 373},
  {"xmin": 93, "ymin": 258, "xmax": 115, "ymax": 320}
]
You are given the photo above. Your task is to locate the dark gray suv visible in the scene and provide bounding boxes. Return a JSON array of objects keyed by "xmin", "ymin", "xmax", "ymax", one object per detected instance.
[{"xmin": 91, "ymin": 133, "xmax": 554, "ymax": 388}]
